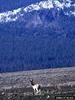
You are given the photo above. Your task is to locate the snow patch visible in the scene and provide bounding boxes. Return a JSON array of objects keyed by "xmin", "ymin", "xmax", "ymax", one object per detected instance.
[{"xmin": 0, "ymin": 0, "xmax": 75, "ymax": 23}]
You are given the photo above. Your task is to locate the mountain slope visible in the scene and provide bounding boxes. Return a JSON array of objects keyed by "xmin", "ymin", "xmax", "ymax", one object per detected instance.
[{"xmin": 0, "ymin": 0, "xmax": 75, "ymax": 72}]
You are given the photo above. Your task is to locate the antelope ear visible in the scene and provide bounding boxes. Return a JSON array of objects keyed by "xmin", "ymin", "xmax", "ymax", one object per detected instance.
[{"xmin": 30, "ymin": 79, "xmax": 33, "ymax": 82}]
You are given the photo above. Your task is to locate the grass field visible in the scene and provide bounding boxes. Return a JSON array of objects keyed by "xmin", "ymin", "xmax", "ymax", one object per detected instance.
[
  {"xmin": 0, "ymin": 67, "xmax": 75, "ymax": 100},
  {"xmin": 0, "ymin": 85, "xmax": 75, "ymax": 100}
]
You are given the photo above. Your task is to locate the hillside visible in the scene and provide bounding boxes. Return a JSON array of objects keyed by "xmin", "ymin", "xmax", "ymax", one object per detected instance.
[{"xmin": 0, "ymin": 0, "xmax": 75, "ymax": 72}]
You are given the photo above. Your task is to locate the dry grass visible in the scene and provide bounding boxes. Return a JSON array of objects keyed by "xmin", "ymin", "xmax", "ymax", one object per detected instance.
[{"xmin": 0, "ymin": 86, "xmax": 75, "ymax": 100}]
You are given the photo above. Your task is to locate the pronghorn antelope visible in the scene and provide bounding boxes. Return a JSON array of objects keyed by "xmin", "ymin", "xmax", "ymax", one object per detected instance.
[{"xmin": 30, "ymin": 79, "xmax": 41, "ymax": 95}]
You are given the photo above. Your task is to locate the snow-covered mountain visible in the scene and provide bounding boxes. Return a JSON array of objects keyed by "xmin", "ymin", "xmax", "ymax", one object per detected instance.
[
  {"xmin": 0, "ymin": 0, "xmax": 75, "ymax": 23},
  {"xmin": 0, "ymin": 0, "xmax": 75, "ymax": 72}
]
